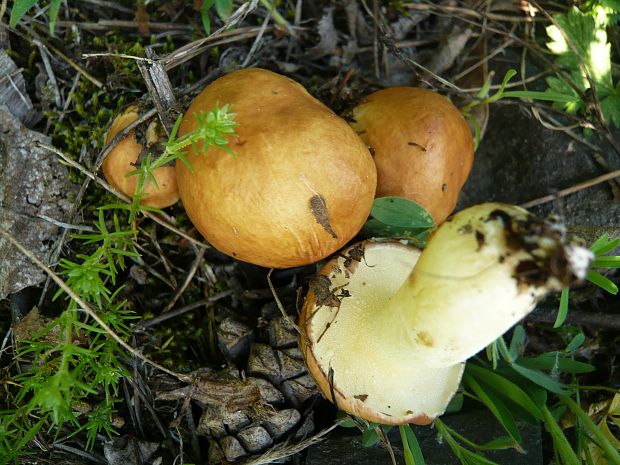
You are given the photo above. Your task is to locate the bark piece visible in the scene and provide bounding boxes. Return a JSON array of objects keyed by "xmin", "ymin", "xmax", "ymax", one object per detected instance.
[
  {"xmin": 220, "ymin": 436, "xmax": 247, "ymax": 462},
  {"xmin": 217, "ymin": 317, "xmax": 255, "ymax": 362},
  {"xmin": 246, "ymin": 376, "xmax": 285, "ymax": 405},
  {"xmin": 281, "ymin": 374, "xmax": 318, "ymax": 406},
  {"xmin": 0, "ymin": 107, "xmax": 76, "ymax": 300},
  {"xmin": 266, "ymin": 316, "xmax": 298, "ymax": 349},
  {"xmin": 263, "ymin": 408, "xmax": 301, "ymax": 439}
]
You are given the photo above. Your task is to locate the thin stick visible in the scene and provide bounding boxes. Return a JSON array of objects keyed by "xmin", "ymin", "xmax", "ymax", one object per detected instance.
[
  {"xmin": 0, "ymin": 228, "xmax": 191, "ymax": 383},
  {"xmin": 162, "ymin": 246, "xmax": 207, "ymax": 313},
  {"xmin": 37, "ymin": 142, "xmax": 209, "ymax": 248},
  {"xmin": 521, "ymin": 168, "xmax": 620, "ymax": 208},
  {"xmin": 267, "ymin": 269, "xmax": 303, "ymax": 336},
  {"xmin": 136, "ymin": 291, "xmax": 233, "ymax": 330}
]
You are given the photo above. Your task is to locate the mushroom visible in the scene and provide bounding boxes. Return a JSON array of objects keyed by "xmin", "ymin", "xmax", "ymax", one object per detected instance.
[
  {"xmin": 299, "ymin": 203, "xmax": 592, "ymax": 424},
  {"xmin": 103, "ymin": 106, "xmax": 180, "ymax": 209},
  {"xmin": 349, "ymin": 87, "xmax": 474, "ymax": 224},
  {"xmin": 176, "ymin": 68, "xmax": 377, "ymax": 268}
]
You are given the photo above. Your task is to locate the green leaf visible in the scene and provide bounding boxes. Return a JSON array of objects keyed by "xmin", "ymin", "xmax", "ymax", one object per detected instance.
[
  {"xmin": 477, "ymin": 436, "xmax": 521, "ymax": 451},
  {"xmin": 361, "ymin": 427, "xmax": 380, "ymax": 447},
  {"xmin": 200, "ymin": 0, "xmax": 215, "ymax": 35},
  {"xmin": 519, "ymin": 353, "xmax": 595, "ymax": 374},
  {"xmin": 591, "ymin": 235, "xmax": 619, "ymax": 255},
  {"xmin": 544, "ymin": 75, "xmax": 583, "ymax": 113},
  {"xmin": 466, "ymin": 363, "xmax": 543, "ymax": 420},
  {"xmin": 592, "ymin": 256, "xmax": 620, "ymax": 268},
  {"xmin": 546, "ymin": 7, "xmax": 613, "ymax": 93},
  {"xmin": 565, "ymin": 333, "xmax": 586, "ymax": 353},
  {"xmin": 370, "ymin": 197, "xmax": 435, "ymax": 229},
  {"xmin": 508, "ymin": 325, "xmax": 526, "ymax": 361},
  {"xmin": 541, "ymin": 405, "xmax": 582, "ymax": 465},
  {"xmin": 560, "ymin": 396, "xmax": 620, "ymax": 465},
  {"xmin": 9, "ymin": 0, "xmax": 38, "ymax": 27},
  {"xmin": 400, "ymin": 425, "xmax": 426, "ymax": 465},
  {"xmin": 502, "ymin": 90, "xmax": 582, "ymax": 103},
  {"xmin": 601, "ymin": 93, "xmax": 620, "ymax": 128},
  {"xmin": 361, "ymin": 219, "xmax": 431, "ymax": 248},
  {"xmin": 215, "ymin": 0, "xmax": 233, "ymax": 19},
  {"xmin": 554, "ymin": 287, "xmax": 570, "ymax": 328},
  {"xmin": 587, "ymin": 270, "xmax": 618, "ymax": 294},
  {"xmin": 590, "ymin": 233, "xmax": 611, "ymax": 254},
  {"xmin": 48, "ymin": 0, "xmax": 62, "ymax": 34},
  {"xmin": 445, "ymin": 393, "xmax": 464, "ymax": 413},
  {"xmin": 511, "ymin": 363, "xmax": 571, "ymax": 395},
  {"xmin": 464, "ymin": 373, "xmax": 522, "ymax": 444}
]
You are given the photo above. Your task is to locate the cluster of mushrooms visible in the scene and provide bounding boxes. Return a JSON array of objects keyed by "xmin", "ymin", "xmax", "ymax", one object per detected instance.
[{"xmin": 103, "ymin": 68, "xmax": 593, "ymax": 425}]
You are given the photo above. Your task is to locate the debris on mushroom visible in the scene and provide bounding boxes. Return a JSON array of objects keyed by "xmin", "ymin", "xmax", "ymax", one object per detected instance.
[
  {"xmin": 349, "ymin": 87, "xmax": 474, "ymax": 224},
  {"xmin": 103, "ymin": 106, "xmax": 180, "ymax": 209},
  {"xmin": 300, "ymin": 203, "xmax": 593, "ymax": 424},
  {"xmin": 176, "ymin": 68, "xmax": 377, "ymax": 268}
]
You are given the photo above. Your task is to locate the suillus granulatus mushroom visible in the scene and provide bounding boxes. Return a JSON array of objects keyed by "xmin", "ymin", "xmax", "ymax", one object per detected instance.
[
  {"xmin": 103, "ymin": 106, "xmax": 180, "ymax": 208},
  {"xmin": 176, "ymin": 68, "xmax": 377, "ymax": 268},
  {"xmin": 349, "ymin": 87, "xmax": 474, "ymax": 224},
  {"xmin": 300, "ymin": 203, "xmax": 593, "ymax": 424}
]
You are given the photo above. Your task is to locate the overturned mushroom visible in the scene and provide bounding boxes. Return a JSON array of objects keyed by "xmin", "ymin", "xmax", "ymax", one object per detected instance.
[{"xmin": 300, "ymin": 203, "xmax": 593, "ymax": 424}]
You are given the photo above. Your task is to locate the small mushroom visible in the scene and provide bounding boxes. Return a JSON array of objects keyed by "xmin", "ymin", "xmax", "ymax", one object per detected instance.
[
  {"xmin": 176, "ymin": 68, "xmax": 377, "ymax": 268},
  {"xmin": 299, "ymin": 203, "xmax": 593, "ymax": 424},
  {"xmin": 349, "ymin": 87, "xmax": 474, "ymax": 224},
  {"xmin": 103, "ymin": 106, "xmax": 180, "ymax": 209}
]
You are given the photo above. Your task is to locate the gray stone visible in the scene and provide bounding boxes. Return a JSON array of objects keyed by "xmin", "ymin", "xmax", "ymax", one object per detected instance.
[
  {"xmin": 459, "ymin": 104, "xmax": 620, "ymax": 230},
  {"xmin": 0, "ymin": 107, "xmax": 76, "ymax": 300},
  {"xmin": 306, "ymin": 410, "xmax": 542, "ymax": 465}
]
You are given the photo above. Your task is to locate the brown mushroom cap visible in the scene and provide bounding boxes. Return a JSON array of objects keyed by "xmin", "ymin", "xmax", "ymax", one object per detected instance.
[
  {"xmin": 176, "ymin": 68, "xmax": 377, "ymax": 268},
  {"xmin": 349, "ymin": 87, "xmax": 474, "ymax": 224},
  {"xmin": 103, "ymin": 107, "xmax": 180, "ymax": 209},
  {"xmin": 299, "ymin": 241, "xmax": 464, "ymax": 425}
]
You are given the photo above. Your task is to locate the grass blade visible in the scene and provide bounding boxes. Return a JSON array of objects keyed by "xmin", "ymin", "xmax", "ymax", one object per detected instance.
[
  {"xmin": 400, "ymin": 425, "xmax": 426, "ymax": 465},
  {"xmin": 554, "ymin": 287, "xmax": 570, "ymax": 328}
]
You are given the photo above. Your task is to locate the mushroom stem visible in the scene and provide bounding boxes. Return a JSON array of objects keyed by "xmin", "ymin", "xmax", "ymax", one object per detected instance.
[{"xmin": 378, "ymin": 202, "xmax": 593, "ymax": 367}]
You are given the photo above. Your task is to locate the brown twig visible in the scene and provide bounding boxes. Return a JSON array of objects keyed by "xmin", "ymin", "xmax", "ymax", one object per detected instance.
[{"xmin": 521, "ymin": 168, "xmax": 620, "ymax": 208}]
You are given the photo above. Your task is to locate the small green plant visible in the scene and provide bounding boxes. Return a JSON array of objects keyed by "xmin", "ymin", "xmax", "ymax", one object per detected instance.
[
  {"xmin": 200, "ymin": 0, "xmax": 234, "ymax": 35},
  {"xmin": 544, "ymin": 4, "xmax": 620, "ymax": 128},
  {"xmin": 556, "ymin": 233, "xmax": 620, "ymax": 327},
  {"xmin": 0, "ymin": 104, "xmax": 238, "ymax": 464},
  {"xmin": 10, "ymin": 0, "xmax": 62, "ymax": 34}
]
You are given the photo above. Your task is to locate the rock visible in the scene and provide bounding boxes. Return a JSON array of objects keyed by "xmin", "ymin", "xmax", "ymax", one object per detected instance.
[
  {"xmin": 460, "ymin": 101, "xmax": 620, "ymax": 229},
  {"xmin": 0, "ymin": 107, "xmax": 76, "ymax": 301}
]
